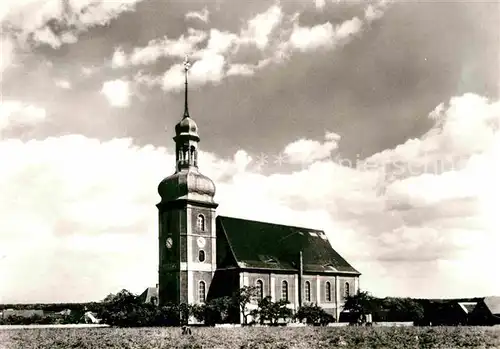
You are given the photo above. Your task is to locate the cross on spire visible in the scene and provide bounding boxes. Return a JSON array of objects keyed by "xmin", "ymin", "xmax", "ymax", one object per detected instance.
[{"xmin": 183, "ymin": 55, "xmax": 191, "ymax": 119}]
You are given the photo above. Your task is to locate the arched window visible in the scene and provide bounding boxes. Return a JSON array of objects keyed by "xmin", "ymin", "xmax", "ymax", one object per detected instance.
[
  {"xmin": 256, "ymin": 280, "xmax": 264, "ymax": 300},
  {"xmin": 183, "ymin": 145, "xmax": 189, "ymax": 164},
  {"xmin": 304, "ymin": 281, "xmax": 311, "ymax": 302},
  {"xmin": 198, "ymin": 250, "xmax": 205, "ymax": 262},
  {"xmin": 188, "ymin": 145, "xmax": 194, "ymax": 164},
  {"xmin": 344, "ymin": 282, "xmax": 350, "ymax": 299},
  {"xmin": 197, "ymin": 214, "xmax": 205, "ymax": 231},
  {"xmin": 325, "ymin": 281, "xmax": 332, "ymax": 302},
  {"xmin": 281, "ymin": 280, "xmax": 288, "ymax": 301},
  {"xmin": 198, "ymin": 281, "xmax": 206, "ymax": 303},
  {"xmin": 177, "ymin": 147, "xmax": 183, "ymax": 162}
]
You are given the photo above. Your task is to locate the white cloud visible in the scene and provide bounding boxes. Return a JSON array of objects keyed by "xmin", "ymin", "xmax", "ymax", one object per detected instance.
[
  {"xmin": 288, "ymin": 16, "xmax": 365, "ymax": 53},
  {"xmin": 0, "ymin": 0, "xmax": 144, "ymax": 48},
  {"xmin": 0, "ymin": 37, "xmax": 14, "ymax": 76},
  {"xmin": 161, "ymin": 64, "xmax": 185, "ymax": 92},
  {"xmin": 314, "ymin": 0, "xmax": 326, "ymax": 10},
  {"xmin": 335, "ymin": 17, "xmax": 363, "ymax": 40},
  {"xmin": 81, "ymin": 66, "xmax": 96, "ymax": 76},
  {"xmin": 130, "ymin": 29, "xmax": 206, "ymax": 66},
  {"xmin": 185, "ymin": 7, "xmax": 209, "ymax": 23},
  {"xmin": 288, "ymin": 1, "xmax": 389, "ymax": 53},
  {"xmin": 0, "ymin": 94, "xmax": 499, "ymax": 302},
  {"xmin": 190, "ymin": 52, "xmax": 226, "ymax": 85},
  {"xmin": 0, "ymin": 100, "xmax": 47, "ymax": 132},
  {"xmin": 365, "ymin": 0, "xmax": 394, "ymax": 23},
  {"xmin": 111, "ymin": 47, "xmax": 128, "ymax": 69},
  {"xmin": 161, "ymin": 52, "xmax": 226, "ymax": 91},
  {"xmin": 239, "ymin": 5, "xmax": 283, "ymax": 50},
  {"xmin": 55, "ymin": 79, "xmax": 71, "ymax": 89},
  {"xmin": 227, "ymin": 64, "xmax": 255, "ymax": 77},
  {"xmin": 204, "ymin": 29, "xmax": 238, "ymax": 55},
  {"xmin": 101, "ymin": 79, "xmax": 131, "ymax": 107},
  {"xmin": 133, "ymin": 1, "xmax": 392, "ymax": 92},
  {"xmin": 233, "ymin": 150, "xmax": 252, "ymax": 172},
  {"xmin": 283, "ymin": 131, "xmax": 340, "ymax": 165},
  {"xmin": 289, "ymin": 22, "xmax": 335, "ymax": 52},
  {"xmin": 126, "ymin": 4, "xmax": 283, "ymax": 75},
  {"xmin": 364, "ymin": 4, "xmax": 385, "ymax": 21}
]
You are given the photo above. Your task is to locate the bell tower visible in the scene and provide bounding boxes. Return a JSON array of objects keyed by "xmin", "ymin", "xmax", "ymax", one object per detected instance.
[{"xmin": 157, "ymin": 56, "xmax": 218, "ymax": 309}]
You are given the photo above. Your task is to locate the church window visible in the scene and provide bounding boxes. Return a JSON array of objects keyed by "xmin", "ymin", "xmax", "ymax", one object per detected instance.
[
  {"xmin": 198, "ymin": 250, "xmax": 205, "ymax": 262},
  {"xmin": 256, "ymin": 280, "xmax": 264, "ymax": 300},
  {"xmin": 198, "ymin": 281, "xmax": 206, "ymax": 303},
  {"xmin": 325, "ymin": 281, "xmax": 332, "ymax": 302},
  {"xmin": 304, "ymin": 281, "xmax": 311, "ymax": 302},
  {"xmin": 344, "ymin": 282, "xmax": 350, "ymax": 299},
  {"xmin": 281, "ymin": 280, "xmax": 288, "ymax": 301},
  {"xmin": 183, "ymin": 145, "xmax": 189, "ymax": 163},
  {"xmin": 197, "ymin": 214, "xmax": 205, "ymax": 231}
]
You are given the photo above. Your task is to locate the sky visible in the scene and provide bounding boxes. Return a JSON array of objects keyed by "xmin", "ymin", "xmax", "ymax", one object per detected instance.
[{"xmin": 0, "ymin": 0, "xmax": 499, "ymax": 303}]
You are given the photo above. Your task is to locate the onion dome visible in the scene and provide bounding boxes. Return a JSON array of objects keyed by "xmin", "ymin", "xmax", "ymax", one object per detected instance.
[
  {"xmin": 158, "ymin": 169, "xmax": 216, "ymax": 203},
  {"xmin": 174, "ymin": 116, "xmax": 199, "ymax": 141}
]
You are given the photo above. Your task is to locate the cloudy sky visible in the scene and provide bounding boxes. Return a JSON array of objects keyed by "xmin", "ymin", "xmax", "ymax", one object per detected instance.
[{"xmin": 0, "ymin": 0, "xmax": 499, "ymax": 303}]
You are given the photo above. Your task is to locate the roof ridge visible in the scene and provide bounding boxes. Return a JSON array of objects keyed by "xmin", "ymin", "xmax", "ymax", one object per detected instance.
[{"xmin": 217, "ymin": 215, "xmax": 324, "ymax": 232}]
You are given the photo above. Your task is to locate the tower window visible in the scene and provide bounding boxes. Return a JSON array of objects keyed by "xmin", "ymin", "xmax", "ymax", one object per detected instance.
[
  {"xmin": 304, "ymin": 281, "xmax": 311, "ymax": 302},
  {"xmin": 197, "ymin": 214, "xmax": 205, "ymax": 231},
  {"xmin": 281, "ymin": 280, "xmax": 288, "ymax": 301},
  {"xmin": 255, "ymin": 280, "xmax": 264, "ymax": 300},
  {"xmin": 183, "ymin": 145, "xmax": 189, "ymax": 164},
  {"xmin": 198, "ymin": 250, "xmax": 205, "ymax": 262},
  {"xmin": 325, "ymin": 281, "xmax": 332, "ymax": 302},
  {"xmin": 344, "ymin": 282, "xmax": 350, "ymax": 299},
  {"xmin": 198, "ymin": 281, "xmax": 206, "ymax": 303}
]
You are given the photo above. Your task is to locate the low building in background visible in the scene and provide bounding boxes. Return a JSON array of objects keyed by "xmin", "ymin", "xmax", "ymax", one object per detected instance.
[
  {"xmin": 139, "ymin": 285, "xmax": 159, "ymax": 306},
  {"xmin": 470, "ymin": 296, "xmax": 500, "ymax": 325},
  {"xmin": 1, "ymin": 309, "xmax": 44, "ymax": 319}
]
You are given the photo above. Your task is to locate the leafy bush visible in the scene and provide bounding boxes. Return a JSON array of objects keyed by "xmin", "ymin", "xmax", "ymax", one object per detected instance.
[
  {"xmin": 251, "ymin": 297, "xmax": 293, "ymax": 325},
  {"xmin": 295, "ymin": 304, "xmax": 335, "ymax": 325}
]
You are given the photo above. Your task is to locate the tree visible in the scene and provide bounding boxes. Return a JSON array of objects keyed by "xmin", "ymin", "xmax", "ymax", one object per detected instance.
[
  {"xmin": 295, "ymin": 304, "xmax": 335, "ymax": 325},
  {"xmin": 253, "ymin": 296, "xmax": 293, "ymax": 325},
  {"xmin": 157, "ymin": 303, "xmax": 183, "ymax": 326},
  {"xmin": 99, "ymin": 289, "xmax": 164, "ymax": 327},
  {"xmin": 344, "ymin": 290, "xmax": 377, "ymax": 314},
  {"xmin": 190, "ymin": 303, "xmax": 206, "ymax": 323},
  {"xmin": 204, "ymin": 297, "xmax": 235, "ymax": 325},
  {"xmin": 381, "ymin": 297, "xmax": 425, "ymax": 323},
  {"xmin": 343, "ymin": 290, "xmax": 378, "ymax": 324},
  {"xmin": 232, "ymin": 286, "xmax": 259, "ymax": 325}
]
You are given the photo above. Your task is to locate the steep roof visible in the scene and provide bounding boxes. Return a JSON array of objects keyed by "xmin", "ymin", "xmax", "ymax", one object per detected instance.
[
  {"xmin": 139, "ymin": 286, "xmax": 159, "ymax": 304},
  {"xmin": 484, "ymin": 296, "xmax": 500, "ymax": 315},
  {"xmin": 217, "ymin": 215, "xmax": 359, "ymax": 275}
]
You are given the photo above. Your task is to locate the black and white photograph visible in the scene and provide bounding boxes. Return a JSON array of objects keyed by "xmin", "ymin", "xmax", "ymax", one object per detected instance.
[{"xmin": 0, "ymin": 0, "xmax": 499, "ymax": 347}]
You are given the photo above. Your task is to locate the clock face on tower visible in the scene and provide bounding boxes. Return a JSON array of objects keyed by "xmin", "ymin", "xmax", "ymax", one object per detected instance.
[{"xmin": 197, "ymin": 237, "xmax": 206, "ymax": 248}]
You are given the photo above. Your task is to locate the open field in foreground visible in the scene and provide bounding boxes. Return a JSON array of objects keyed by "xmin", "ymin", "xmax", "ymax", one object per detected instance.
[{"xmin": 1, "ymin": 326, "xmax": 499, "ymax": 349}]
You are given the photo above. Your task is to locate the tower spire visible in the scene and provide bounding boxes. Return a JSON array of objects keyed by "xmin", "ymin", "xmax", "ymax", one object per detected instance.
[{"xmin": 183, "ymin": 55, "xmax": 191, "ymax": 119}]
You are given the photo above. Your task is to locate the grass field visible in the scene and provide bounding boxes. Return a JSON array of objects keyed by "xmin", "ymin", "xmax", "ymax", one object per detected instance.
[{"xmin": 1, "ymin": 326, "xmax": 499, "ymax": 349}]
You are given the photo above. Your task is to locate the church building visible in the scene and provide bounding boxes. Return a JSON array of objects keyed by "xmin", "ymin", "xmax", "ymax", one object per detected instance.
[{"xmin": 155, "ymin": 58, "xmax": 360, "ymax": 323}]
